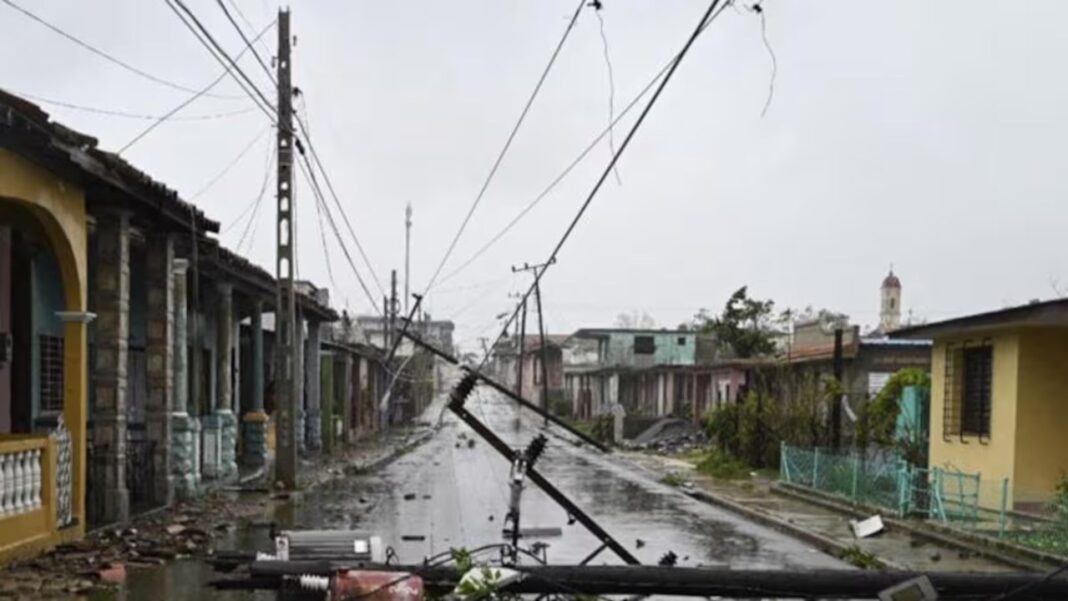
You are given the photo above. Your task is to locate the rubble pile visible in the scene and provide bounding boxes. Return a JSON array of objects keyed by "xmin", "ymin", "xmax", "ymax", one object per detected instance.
[
  {"xmin": 0, "ymin": 492, "xmax": 269, "ymax": 599},
  {"xmin": 631, "ymin": 418, "xmax": 707, "ymax": 454}
]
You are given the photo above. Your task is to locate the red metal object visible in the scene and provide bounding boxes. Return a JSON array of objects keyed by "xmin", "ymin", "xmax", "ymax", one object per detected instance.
[{"xmin": 330, "ymin": 570, "xmax": 425, "ymax": 601}]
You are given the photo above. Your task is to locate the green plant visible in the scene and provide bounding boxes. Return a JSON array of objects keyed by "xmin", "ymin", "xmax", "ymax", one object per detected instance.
[
  {"xmin": 660, "ymin": 472, "xmax": 686, "ymax": 487},
  {"xmin": 855, "ymin": 367, "xmax": 931, "ymax": 462},
  {"xmin": 1052, "ymin": 474, "xmax": 1068, "ymax": 524},
  {"xmin": 451, "ymin": 547, "xmax": 474, "ymax": 573},
  {"xmin": 839, "ymin": 545, "xmax": 881, "ymax": 569},
  {"xmin": 454, "ymin": 565, "xmax": 518, "ymax": 601},
  {"xmin": 705, "ymin": 403, "xmax": 740, "ymax": 456},
  {"xmin": 694, "ymin": 448, "xmax": 750, "ymax": 480}
]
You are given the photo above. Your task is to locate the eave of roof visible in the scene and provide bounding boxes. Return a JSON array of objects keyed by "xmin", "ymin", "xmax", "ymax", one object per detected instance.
[
  {"xmin": 0, "ymin": 88, "xmax": 218, "ymax": 234},
  {"xmin": 891, "ymin": 298, "xmax": 1068, "ymax": 340}
]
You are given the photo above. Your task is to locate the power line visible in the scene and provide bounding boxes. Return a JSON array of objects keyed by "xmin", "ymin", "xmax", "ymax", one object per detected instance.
[
  {"xmin": 194, "ymin": 0, "xmax": 385, "ymax": 302},
  {"xmin": 594, "ymin": 7, "xmax": 622, "ymax": 186},
  {"xmin": 296, "ymin": 151, "xmax": 383, "ymax": 316},
  {"xmin": 176, "ymin": 0, "xmax": 383, "ymax": 313},
  {"xmin": 191, "ymin": 126, "xmax": 270, "ymax": 200},
  {"xmin": 224, "ymin": 134, "xmax": 275, "ymax": 237},
  {"xmin": 5, "ymin": 89, "xmax": 256, "ymax": 121},
  {"xmin": 311, "ymin": 174, "xmax": 339, "ymax": 293},
  {"xmin": 216, "ymin": 0, "xmax": 276, "ymax": 86},
  {"xmin": 167, "ymin": 0, "xmax": 278, "ymax": 122},
  {"xmin": 0, "ymin": 0, "xmax": 242, "ymax": 100},
  {"xmin": 295, "ymin": 111, "xmax": 386, "ymax": 298},
  {"xmin": 421, "ymin": 0, "xmax": 588, "ymax": 294},
  {"xmin": 478, "ymin": 0, "xmax": 727, "ymax": 372},
  {"xmin": 118, "ymin": 18, "xmax": 275, "ymax": 154},
  {"xmin": 435, "ymin": 29, "xmax": 694, "ymax": 289}
]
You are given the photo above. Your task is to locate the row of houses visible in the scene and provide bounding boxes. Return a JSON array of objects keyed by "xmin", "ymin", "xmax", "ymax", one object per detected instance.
[
  {"xmin": 0, "ymin": 90, "xmax": 445, "ymax": 563},
  {"xmin": 491, "ymin": 323, "xmax": 929, "ymax": 426},
  {"xmin": 491, "ymin": 269, "xmax": 1068, "ymax": 512}
]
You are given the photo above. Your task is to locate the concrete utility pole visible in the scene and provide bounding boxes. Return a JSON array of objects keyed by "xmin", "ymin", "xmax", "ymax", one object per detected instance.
[
  {"xmin": 513, "ymin": 259, "xmax": 556, "ymax": 425},
  {"xmin": 274, "ymin": 8, "xmax": 299, "ymax": 489},
  {"xmin": 404, "ymin": 202, "xmax": 412, "ymax": 315}
]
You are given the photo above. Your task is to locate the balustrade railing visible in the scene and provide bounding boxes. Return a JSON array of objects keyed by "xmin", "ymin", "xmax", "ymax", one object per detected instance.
[{"xmin": 0, "ymin": 438, "xmax": 47, "ymax": 519}]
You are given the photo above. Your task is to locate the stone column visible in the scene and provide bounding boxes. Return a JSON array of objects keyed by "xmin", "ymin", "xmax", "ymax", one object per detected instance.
[
  {"xmin": 295, "ymin": 314, "xmax": 306, "ymax": 452},
  {"xmin": 92, "ymin": 211, "xmax": 131, "ymax": 523},
  {"xmin": 320, "ymin": 350, "xmax": 333, "ymax": 453},
  {"xmin": 145, "ymin": 233, "xmax": 175, "ymax": 507},
  {"xmin": 304, "ymin": 320, "xmax": 322, "ymax": 451},
  {"xmin": 170, "ymin": 259, "xmax": 198, "ymax": 499},
  {"xmin": 340, "ymin": 353, "xmax": 353, "ymax": 445},
  {"xmin": 214, "ymin": 283, "xmax": 238, "ymax": 479},
  {"xmin": 242, "ymin": 299, "xmax": 268, "ymax": 467}
]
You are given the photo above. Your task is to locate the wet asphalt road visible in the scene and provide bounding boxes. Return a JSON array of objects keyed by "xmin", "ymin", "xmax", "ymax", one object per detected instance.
[
  {"xmin": 305, "ymin": 388, "xmax": 846, "ymax": 571},
  {"xmin": 113, "ymin": 387, "xmax": 845, "ymax": 599}
]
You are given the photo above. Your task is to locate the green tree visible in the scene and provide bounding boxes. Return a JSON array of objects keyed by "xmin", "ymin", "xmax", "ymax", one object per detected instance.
[{"xmin": 694, "ymin": 286, "xmax": 778, "ymax": 358}]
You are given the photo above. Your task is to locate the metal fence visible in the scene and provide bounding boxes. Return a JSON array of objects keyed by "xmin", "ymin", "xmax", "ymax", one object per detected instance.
[
  {"xmin": 780, "ymin": 444, "xmax": 1068, "ymax": 556},
  {"xmin": 779, "ymin": 444, "xmax": 995, "ymax": 523}
]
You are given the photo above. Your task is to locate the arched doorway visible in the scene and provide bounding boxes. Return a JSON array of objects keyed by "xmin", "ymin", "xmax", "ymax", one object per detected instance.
[{"xmin": 0, "ymin": 149, "xmax": 89, "ymax": 558}]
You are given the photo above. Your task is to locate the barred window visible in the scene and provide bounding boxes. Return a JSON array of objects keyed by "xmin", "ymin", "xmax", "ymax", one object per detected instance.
[
  {"xmin": 943, "ymin": 340, "xmax": 992, "ymax": 440},
  {"xmin": 634, "ymin": 336, "xmax": 655, "ymax": 355},
  {"xmin": 40, "ymin": 334, "xmax": 65, "ymax": 412}
]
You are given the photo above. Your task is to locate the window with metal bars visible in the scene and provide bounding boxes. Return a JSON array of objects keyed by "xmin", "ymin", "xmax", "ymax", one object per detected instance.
[
  {"xmin": 943, "ymin": 340, "xmax": 992, "ymax": 440},
  {"xmin": 634, "ymin": 336, "xmax": 655, "ymax": 355},
  {"xmin": 39, "ymin": 334, "xmax": 65, "ymax": 412}
]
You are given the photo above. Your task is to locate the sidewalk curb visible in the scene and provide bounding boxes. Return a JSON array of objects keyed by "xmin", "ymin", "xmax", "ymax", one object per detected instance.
[
  {"xmin": 616, "ymin": 453, "xmax": 892, "ymax": 569},
  {"xmin": 773, "ymin": 482, "xmax": 1055, "ymax": 572},
  {"xmin": 681, "ymin": 488, "xmax": 899, "ymax": 569}
]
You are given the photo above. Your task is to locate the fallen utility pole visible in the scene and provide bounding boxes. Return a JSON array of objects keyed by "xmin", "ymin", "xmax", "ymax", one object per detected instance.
[
  {"xmin": 217, "ymin": 563, "xmax": 1068, "ymax": 599},
  {"xmin": 448, "ymin": 372, "xmax": 639, "ymax": 565},
  {"xmin": 399, "ymin": 329, "xmax": 608, "ymax": 452}
]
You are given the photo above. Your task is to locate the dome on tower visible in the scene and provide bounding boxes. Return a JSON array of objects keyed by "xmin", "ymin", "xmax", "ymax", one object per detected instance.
[{"xmin": 882, "ymin": 270, "xmax": 901, "ymax": 289}]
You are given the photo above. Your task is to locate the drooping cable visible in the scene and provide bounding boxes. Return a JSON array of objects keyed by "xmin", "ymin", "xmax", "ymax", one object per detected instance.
[
  {"xmin": 0, "ymin": 0, "xmax": 242, "ymax": 99},
  {"xmin": 191, "ymin": 126, "xmax": 270, "ymax": 200},
  {"xmin": 311, "ymin": 174, "xmax": 339, "ymax": 293},
  {"xmin": 295, "ymin": 111, "xmax": 386, "ymax": 298},
  {"xmin": 296, "ymin": 152, "xmax": 382, "ymax": 316},
  {"xmin": 118, "ymin": 18, "xmax": 275, "ymax": 154},
  {"xmin": 6, "ymin": 90, "xmax": 255, "ymax": 121},
  {"xmin": 593, "ymin": 6, "xmax": 622, "ymax": 186},
  {"xmin": 477, "ymin": 0, "xmax": 726, "ymax": 372},
  {"xmin": 435, "ymin": 5, "xmax": 725, "ymax": 290},
  {"xmin": 167, "ymin": 0, "xmax": 278, "ymax": 120},
  {"xmin": 421, "ymin": 0, "xmax": 588, "ymax": 295},
  {"xmin": 216, "ymin": 0, "xmax": 276, "ymax": 86},
  {"xmin": 226, "ymin": 135, "xmax": 275, "ymax": 240}
]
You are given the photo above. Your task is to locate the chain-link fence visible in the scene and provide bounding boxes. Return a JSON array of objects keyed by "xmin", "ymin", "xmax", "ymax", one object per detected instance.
[
  {"xmin": 780, "ymin": 444, "xmax": 1068, "ymax": 557},
  {"xmin": 780, "ymin": 444, "xmax": 902, "ymax": 511}
]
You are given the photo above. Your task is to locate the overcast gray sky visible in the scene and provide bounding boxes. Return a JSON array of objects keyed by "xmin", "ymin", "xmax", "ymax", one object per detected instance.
[{"xmin": 5, "ymin": 1, "xmax": 1068, "ymax": 350}]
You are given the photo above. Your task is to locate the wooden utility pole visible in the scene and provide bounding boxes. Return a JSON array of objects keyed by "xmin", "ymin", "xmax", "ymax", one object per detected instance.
[{"xmin": 274, "ymin": 8, "xmax": 299, "ymax": 489}]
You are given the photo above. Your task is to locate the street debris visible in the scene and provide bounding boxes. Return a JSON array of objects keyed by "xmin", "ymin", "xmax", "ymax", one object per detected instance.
[
  {"xmin": 630, "ymin": 418, "xmax": 707, "ymax": 454},
  {"xmin": 850, "ymin": 515, "xmax": 886, "ymax": 539}
]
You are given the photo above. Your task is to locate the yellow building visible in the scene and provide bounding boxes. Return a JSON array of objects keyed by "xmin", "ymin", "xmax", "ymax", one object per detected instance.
[
  {"xmin": 894, "ymin": 300, "xmax": 1068, "ymax": 512},
  {"xmin": 0, "ymin": 129, "xmax": 90, "ymax": 559}
]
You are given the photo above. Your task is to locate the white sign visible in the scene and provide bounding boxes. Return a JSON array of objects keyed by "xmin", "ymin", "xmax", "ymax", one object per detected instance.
[{"xmin": 868, "ymin": 372, "xmax": 893, "ymax": 396}]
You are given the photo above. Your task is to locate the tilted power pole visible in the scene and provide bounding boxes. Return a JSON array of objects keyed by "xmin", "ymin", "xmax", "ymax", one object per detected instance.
[{"xmin": 274, "ymin": 8, "xmax": 299, "ymax": 489}]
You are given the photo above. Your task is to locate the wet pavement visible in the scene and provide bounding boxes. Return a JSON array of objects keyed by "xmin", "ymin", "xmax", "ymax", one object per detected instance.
[
  {"xmin": 302, "ymin": 388, "xmax": 845, "ymax": 570},
  {"xmin": 106, "ymin": 388, "xmax": 845, "ymax": 599}
]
